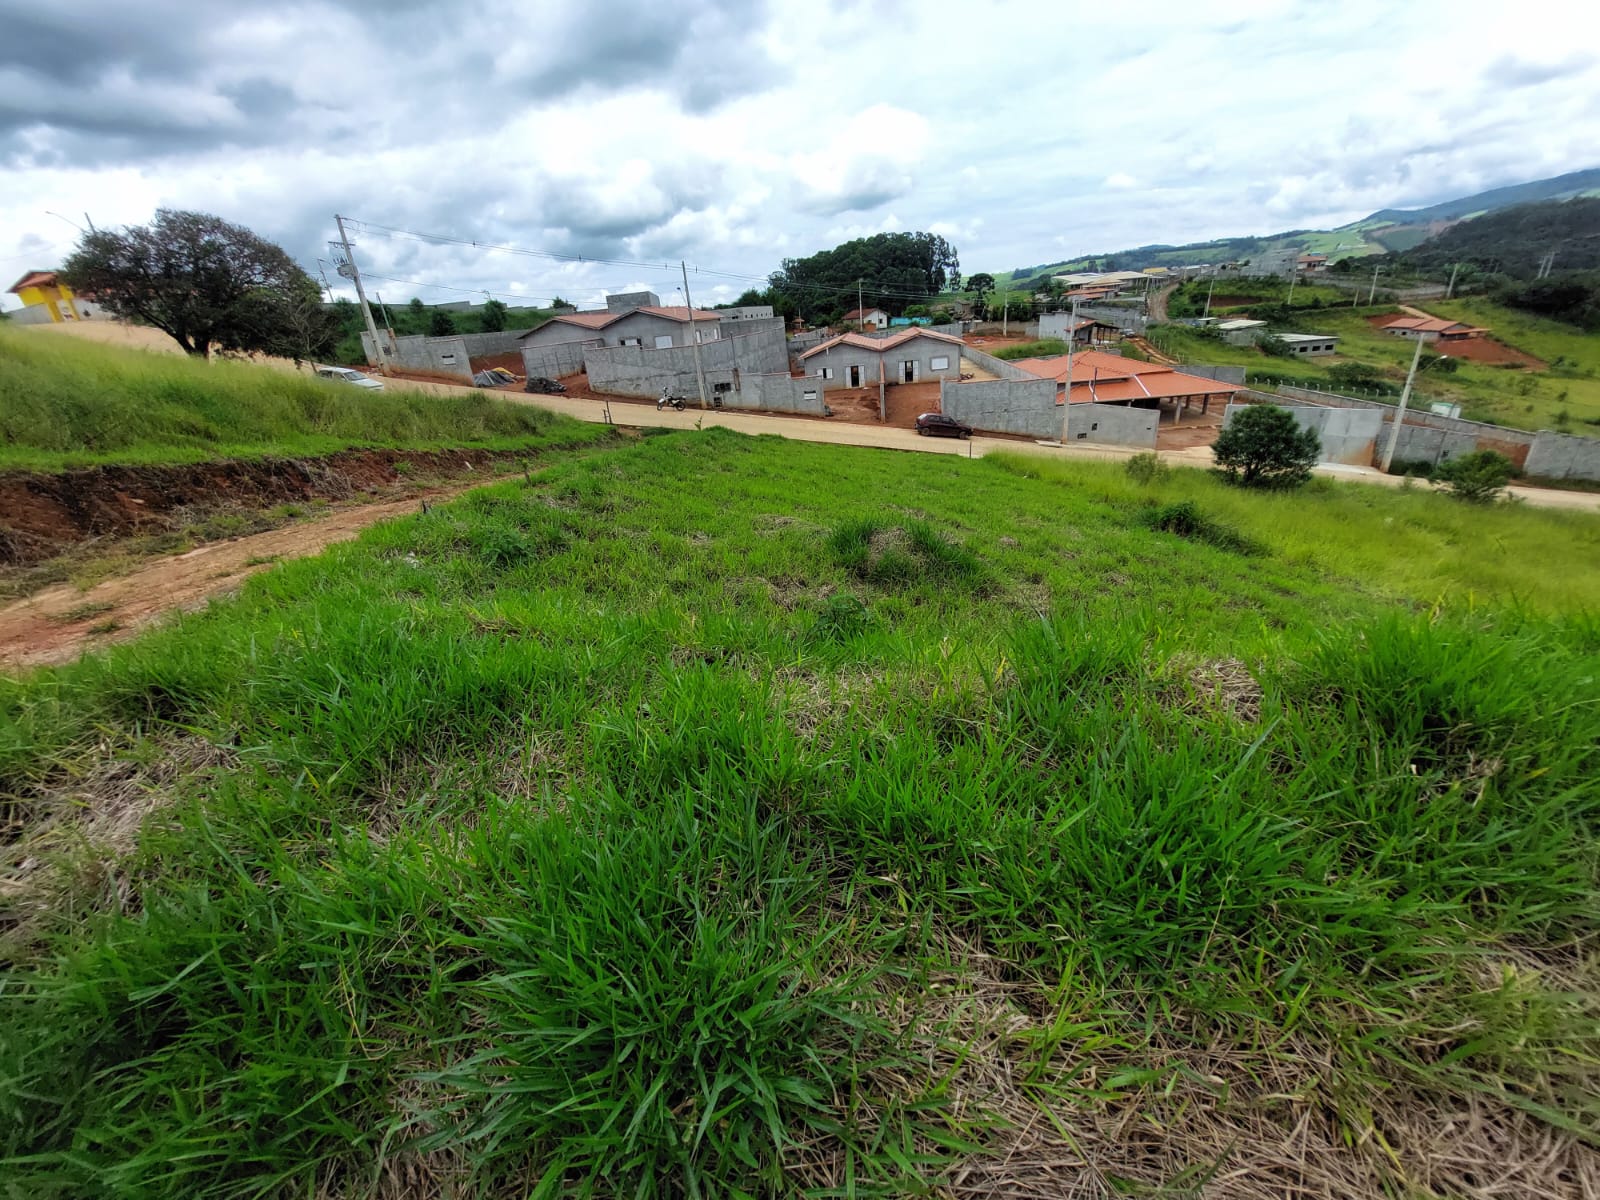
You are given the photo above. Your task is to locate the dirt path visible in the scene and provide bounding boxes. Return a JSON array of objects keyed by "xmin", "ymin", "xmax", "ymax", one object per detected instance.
[
  {"xmin": 1147, "ymin": 282, "xmax": 1178, "ymax": 323},
  {"xmin": 0, "ymin": 486, "xmax": 475, "ymax": 671}
]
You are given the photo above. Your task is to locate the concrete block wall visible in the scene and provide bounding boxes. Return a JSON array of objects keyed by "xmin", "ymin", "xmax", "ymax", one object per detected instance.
[
  {"xmin": 958, "ymin": 345, "xmax": 1035, "ymax": 381},
  {"xmin": 1525, "ymin": 431, "xmax": 1600, "ymax": 481},
  {"xmin": 452, "ymin": 327, "xmax": 539, "ymax": 357},
  {"xmin": 1072, "ymin": 402, "xmax": 1158, "ymax": 448},
  {"xmin": 361, "ymin": 332, "xmax": 474, "ymax": 382},
  {"xmin": 1178, "ymin": 363, "xmax": 1246, "ymax": 384},
  {"xmin": 584, "ymin": 322, "xmax": 790, "ymax": 397},
  {"xmin": 728, "ymin": 373, "xmax": 828, "ymax": 415},
  {"xmin": 1274, "ymin": 384, "xmax": 1537, "ymax": 468},
  {"xmin": 520, "ymin": 340, "xmax": 592, "ymax": 380},
  {"xmin": 1225, "ymin": 402, "xmax": 1381, "ymax": 467},
  {"xmin": 940, "ymin": 378, "xmax": 1060, "ymax": 437}
]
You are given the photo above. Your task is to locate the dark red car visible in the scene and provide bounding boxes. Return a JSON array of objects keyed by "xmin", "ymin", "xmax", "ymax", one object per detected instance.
[{"xmin": 915, "ymin": 412, "xmax": 973, "ymax": 439}]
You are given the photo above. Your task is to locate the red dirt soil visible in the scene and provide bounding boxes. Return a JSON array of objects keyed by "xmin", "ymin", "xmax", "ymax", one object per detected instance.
[
  {"xmin": 0, "ymin": 448, "xmax": 545, "ymax": 566},
  {"xmin": 1362, "ymin": 317, "xmax": 1545, "ymax": 368}
]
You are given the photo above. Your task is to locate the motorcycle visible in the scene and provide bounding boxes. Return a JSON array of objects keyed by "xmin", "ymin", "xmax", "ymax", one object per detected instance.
[{"xmin": 657, "ymin": 389, "xmax": 688, "ymax": 411}]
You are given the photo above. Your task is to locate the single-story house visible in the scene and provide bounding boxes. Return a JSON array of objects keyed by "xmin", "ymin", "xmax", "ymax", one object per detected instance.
[
  {"xmin": 517, "ymin": 291, "xmax": 722, "ymax": 352},
  {"xmin": 1038, "ymin": 313, "xmax": 1122, "ymax": 345},
  {"xmin": 798, "ymin": 328, "xmax": 965, "ymax": 388},
  {"xmin": 1296, "ymin": 254, "xmax": 1329, "ymax": 273},
  {"xmin": 7, "ymin": 269, "xmax": 99, "ymax": 324},
  {"xmin": 1379, "ymin": 315, "xmax": 1489, "ymax": 343},
  {"xmin": 1216, "ymin": 317, "xmax": 1268, "ymax": 346},
  {"xmin": 1011, "ymin": 349, "xmax": 1239, "ymax": 419},
  {"xmin": 1275, "ymin": 332, "xmax": 1338, "ymax": 356},
  {"xmin": 843, "ymin": 306, "xmax": 890, "ymax": 331}
]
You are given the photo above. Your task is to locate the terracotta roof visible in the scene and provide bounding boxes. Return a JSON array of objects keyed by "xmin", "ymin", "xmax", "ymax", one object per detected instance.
[
  {"xmin": 843, "ymin": 307, "xmax": 885, "ymax": 320},
  {"xmin": 8, "ymin": 269, "xmax": 58, "ymax": 294},
  {"xmin": 518, "ymin": 304, "xmax": 721, "ymax": 337},
  {"xmin": 1381, "ymin": 316, "xmax": 1487, "ymax": 335},
  {"xmin": 1011, "ymin": 351, "xmax": 1240, "ymax": 403},
  {"xmin": 798, "ymin": 327, "xmax": 964, "ymax": 361}
]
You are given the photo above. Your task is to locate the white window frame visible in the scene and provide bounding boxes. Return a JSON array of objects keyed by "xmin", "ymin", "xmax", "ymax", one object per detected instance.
[
  {"xmin": 619, "ymin": 336, "xmax": 642, "ymax": 348},
  {"xmin": 654, "ymin": 334, "xmax": 674, "ymax": 349},
  {"xmin": 817, "ymin": 366, "xmax": 834, "ymax": 379},
  {"xmin": 930, "ymin": 355, "xmax": 950, "ymax": 370}
]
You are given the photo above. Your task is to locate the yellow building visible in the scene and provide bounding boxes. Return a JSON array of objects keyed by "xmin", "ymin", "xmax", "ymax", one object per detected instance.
[{"xmin": 6, "ymin": 269, "xmax": 86, "ymax": 323}]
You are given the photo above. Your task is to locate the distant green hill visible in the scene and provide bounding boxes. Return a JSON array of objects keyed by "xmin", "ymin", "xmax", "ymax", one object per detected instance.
[
  {"xmin": 1003, "ymin": 166, "xmax": 1600, "ymax": 284},
  {"xmin": 1395, "ymin": 197, "xmax": 1600, "ymax": 278}
]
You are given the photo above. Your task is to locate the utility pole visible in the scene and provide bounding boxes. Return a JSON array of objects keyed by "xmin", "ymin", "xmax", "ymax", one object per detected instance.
[
  {"xmin": 1002, "ymin": 296, "xmax": 1009, "ymax": 337},
  {"xmin": 1058, "ymin": 297, "xmax": 1080, "ymax": 447},
  {"xmin": 1286, "ymin": 269, "xmax": 1297, "ymax": 307},
  {"xmin": 1367, "ymin": 262, "xmax": 1382, "ymax": 306},
  {"xmin": 1380, "ymin": 333, "xmax": 1426, "ymax": 474},
  {"xmin": 857, "ymin": 278, "xmax": 863, "ymax": 329},
  {"xmin": 373, "ymin": 291, "xmax": 397, "ymax": 343},
  {"xmin": 1203, "ymin": 276, "xmax": 1216, "ymax": 318},
  {"xmin": 681, "ymin": 260, "xmax": 709, "ymax": 410},
  {"xmin": 334, "ymin": 214, "xmax": 389, "ymax": 376},
  {"xmin": 315, "ymin": 259, "xmax": 335, "ymax": 304},
  {"xmin": 1445, "ymin": 262, "xmax": 1460, "ymax": 300}
]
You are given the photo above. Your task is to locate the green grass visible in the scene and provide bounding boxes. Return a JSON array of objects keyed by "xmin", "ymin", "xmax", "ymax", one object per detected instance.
[
  {"xmin": 0, "ymin": 327, "xmax": 604, "ymax": 472},
  {"xmin": 2, "ymin": 432, "xmax": 1597, "ymax": 1196},
  {"xmin": 988, "ymin": 337, "xmax": 1069, "ymax": 360}
]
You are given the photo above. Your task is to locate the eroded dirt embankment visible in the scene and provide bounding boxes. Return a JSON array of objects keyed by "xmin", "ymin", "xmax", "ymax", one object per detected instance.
[{"xmin": 0, "ymin": 448, "xmax": 529, "ymax": 565}]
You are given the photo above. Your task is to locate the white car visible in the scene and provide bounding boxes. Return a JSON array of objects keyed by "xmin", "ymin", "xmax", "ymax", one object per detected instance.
[{"xmin": 314, "ymin": 365, "xmax": 384, "ymax": 392}]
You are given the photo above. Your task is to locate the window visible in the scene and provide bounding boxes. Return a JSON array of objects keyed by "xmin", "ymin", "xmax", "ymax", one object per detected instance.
[
  {"xmin": 654, "ymin": 334, "xmax": 674, "ymax": 349},
  {"xmin": 930, "ymin": 355, "xmax": 950, "ymax": 370},
  {"xmin": 619, "ymin": 337, "xmax": 642, "ymax": 347},
  {"xmin": 817, "ymin": 366, "xmax": 834, "ymax": 379},
  {"xmin": 440, "ymin": 353, "xmax": 457, "ymax": 365}
]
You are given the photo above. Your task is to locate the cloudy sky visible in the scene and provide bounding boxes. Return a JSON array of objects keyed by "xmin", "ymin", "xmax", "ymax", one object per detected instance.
[{"xmin": 2, "ymin": 0, "xmax": 1596, "ymax": 311}]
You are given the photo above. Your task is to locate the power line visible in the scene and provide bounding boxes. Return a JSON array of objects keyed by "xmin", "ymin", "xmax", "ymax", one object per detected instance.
[{"xmin": 344, "ymin": 216, "xmax": 957, "ymax": 304}]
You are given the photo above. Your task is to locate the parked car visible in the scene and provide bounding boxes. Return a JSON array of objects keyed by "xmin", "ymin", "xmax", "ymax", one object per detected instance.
[
  {"xmin": 524, "ymin": 376, "xmax": 567, "ymax": 395},
  {"xmin": 915, "ymin": 412, "xmax": 972, "ymax": 439},
  {"xmin": 314, "ymin": 366, "xmax": 384, "ymax": 392}
]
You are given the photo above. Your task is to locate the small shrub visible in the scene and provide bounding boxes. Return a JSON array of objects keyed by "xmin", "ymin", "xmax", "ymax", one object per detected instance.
[
  {"xmin": 1124, "ymin": 452, "xmax": 1168, "ymax": 485},
  {"xmin": 1387, "ymin": 458, "xmax": 1436, "ymax": 480},
  {"xmin": 1435, "ymin": 450, "xmax": 1516, "ymax": 504},
  {"xmin": 810, "ymin": 592, "xmax": 871, "ymax": 643},
  {"xmin": 827, "ymin": 519, "xmax": 985, "ymax": 588},
  {"xmin": 1212, "ymin": 404, "xmax": 1320, "ymax": 489},
  {"xmin": 1139, "ymin": 501, "xmax": 1261, "ymax": 555}
]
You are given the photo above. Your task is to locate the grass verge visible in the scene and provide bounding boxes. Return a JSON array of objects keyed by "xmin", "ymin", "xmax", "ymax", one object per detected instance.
[{"xmin": 2, "ymin": 431, "xmax": 1596, "ymax": 1195}]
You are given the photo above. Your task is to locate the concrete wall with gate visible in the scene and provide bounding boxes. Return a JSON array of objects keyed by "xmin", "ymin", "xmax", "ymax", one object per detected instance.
[{"xmin": 1224, "ymin": 402, "xmax": 1382, "ymax": 467}]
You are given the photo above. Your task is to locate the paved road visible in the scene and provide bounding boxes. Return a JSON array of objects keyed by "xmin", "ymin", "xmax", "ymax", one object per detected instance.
[{"xmin": 397, "ymin": 380, "xmax": 1600, "ymax": 514}]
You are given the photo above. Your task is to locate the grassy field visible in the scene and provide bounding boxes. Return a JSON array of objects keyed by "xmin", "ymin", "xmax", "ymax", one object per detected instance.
[
  {"xmin": 1150, "ymin": 292, "xmax": 1600, "ymax": 432},
  {"xmin": 3, "ymin": 430, "xmax": 1597, "ymax": 1196},
  {"xmin": 0, "ymin": 328, "xmax": 605, "ymax": 472}
]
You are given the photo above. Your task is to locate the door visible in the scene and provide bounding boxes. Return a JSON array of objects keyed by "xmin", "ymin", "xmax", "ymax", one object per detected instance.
[
  {"xmin": 847, "ymin": 364, "xmax": 862, "ymax": 388},
  {"xmin": 901, "ymin": 360, "xmax": 916, "ymax": 384}
]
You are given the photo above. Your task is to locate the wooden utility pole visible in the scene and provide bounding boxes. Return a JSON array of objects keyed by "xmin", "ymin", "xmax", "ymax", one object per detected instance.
[
  {"xmin": 681, "ymin": 260, "xmax": 709, "ymax": 410},
  {"xmin": 1368, "ymin": 262, "xmax": 1382, "ymax": 305},
  {"xmin": 1445, "ymin": 262, "xmax": 1460, "ymax": 299},
  {"xmin": 334, "ymin": 214, "xmax": 389, "ymax": 375}
]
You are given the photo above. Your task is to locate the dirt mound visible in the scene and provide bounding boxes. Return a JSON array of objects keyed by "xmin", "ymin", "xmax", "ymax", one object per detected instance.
[{"xmin": 0, "ymin": 448, "xmax": 525, "ymax": 566}]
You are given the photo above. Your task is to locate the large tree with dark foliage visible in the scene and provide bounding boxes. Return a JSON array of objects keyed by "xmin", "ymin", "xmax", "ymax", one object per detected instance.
[
  {"xmin": 63, "ymin": 209, "xmax": 336, "ymax": 361},
  {"xmin": 769, "ymin": 232, "xmax": 960, "ymax": 321}
]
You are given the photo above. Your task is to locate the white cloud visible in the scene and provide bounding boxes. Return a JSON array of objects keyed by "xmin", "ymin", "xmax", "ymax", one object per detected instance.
[{"xmin": 1, "ymin": 0, "xmax": 1597, "ymax": 310}]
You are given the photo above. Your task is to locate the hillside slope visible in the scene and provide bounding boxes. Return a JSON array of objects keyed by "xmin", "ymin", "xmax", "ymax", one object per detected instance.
[
  {"xmin": 0, "ymin": 326, "xmax": 597, "ymax": 472},
  {"xmin": 3, "ymin": 430, "xmax": 1597, "ymax": 1197}
]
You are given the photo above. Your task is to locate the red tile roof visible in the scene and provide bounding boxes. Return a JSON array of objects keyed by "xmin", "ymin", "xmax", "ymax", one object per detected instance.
[
  {"xmin": 8, "ymin": 269, "xmax": 58, "ymax": 294},
  {"xmin": 525, "ymin": 304, "xmax": 722, "ymax": 336},
  {"xmin": 1011, "ymin": 351, "xmax": 1240, "ymax": 403},
  {"xmin": 1381, "ymin": 316, "xmax": 1488, "ymax": 335},
  {"xmin": 797, "ymin": 327, "xmax": 965, "ymax": 360},
  {"xmin": 843, "ymin": 307, "xmax": 886, "ymax": 320}
]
